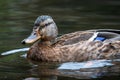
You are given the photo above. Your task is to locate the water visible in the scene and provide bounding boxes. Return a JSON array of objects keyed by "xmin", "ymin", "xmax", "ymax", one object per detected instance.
[{"xmin": 0, "ymin": 0, "xmax": 120, "ymax": 80}]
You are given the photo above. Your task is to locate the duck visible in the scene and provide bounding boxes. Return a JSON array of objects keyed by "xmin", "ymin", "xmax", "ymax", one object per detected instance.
[{"xmin": 21, "ymin": 15, "xmax": 120, "ymax": 62}]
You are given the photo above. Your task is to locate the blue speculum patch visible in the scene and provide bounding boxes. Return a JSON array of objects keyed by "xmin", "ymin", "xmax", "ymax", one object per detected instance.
[{"xmin": 94, "ymin": 37, "xmax": 106, "ymax": 41}]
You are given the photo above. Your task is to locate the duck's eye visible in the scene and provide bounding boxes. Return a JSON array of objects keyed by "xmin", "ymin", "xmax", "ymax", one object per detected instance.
[{"xmin": 33, "ymin": 33, "xmax": 36, "ymax": 35}]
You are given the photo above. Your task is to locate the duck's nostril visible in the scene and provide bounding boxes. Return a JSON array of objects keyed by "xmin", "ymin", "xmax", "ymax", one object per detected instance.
[{"xmin": 21, "ymin": 41, "xmax": 26, "ymax": 45}]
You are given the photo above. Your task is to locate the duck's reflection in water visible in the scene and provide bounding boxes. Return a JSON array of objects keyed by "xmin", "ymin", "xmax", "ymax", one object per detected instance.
[
  {"xmin": 27, "ymin": 59, "xmax": 120, "ymax": 80},
  {"xmin": 24, "ymin": 77, "xmax": 40, "ymax": 80}
]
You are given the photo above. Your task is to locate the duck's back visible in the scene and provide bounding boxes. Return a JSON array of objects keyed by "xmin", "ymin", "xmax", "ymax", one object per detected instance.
[
  {"xmin": 55, "ymin": 29, "xmax": 120, "ymax": 46},
  {"xmin": 55, "ymin": 31, "xmax": 93, "ymax": 46}
]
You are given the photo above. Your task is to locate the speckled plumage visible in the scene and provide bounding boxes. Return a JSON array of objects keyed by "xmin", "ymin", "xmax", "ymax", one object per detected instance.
[
  {"xmin": 27, "ymin": 31, "xmax": 120, "ymax": 62},
  {"xmin": 22, "ymin": 15, "xmax": 120, "ymax": 62}
]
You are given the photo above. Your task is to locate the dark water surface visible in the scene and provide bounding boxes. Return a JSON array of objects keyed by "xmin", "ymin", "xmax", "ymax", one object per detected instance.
[{"xmin": 0, "ymin": 0, "xmax": 120, "ymax": 80}]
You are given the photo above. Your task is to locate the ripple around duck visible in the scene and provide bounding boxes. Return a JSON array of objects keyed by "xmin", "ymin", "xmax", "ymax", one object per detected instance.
[
  {"xmin": 58, "ymin": 59, "xmax": 114, "ymax": 70},
  {"xmin": 0, "ymin": 48, "xmax": 120, "ymax": 79},
  {"xmin": 1, "ymin": 48, "xmax": 29, "ymax": 56}
]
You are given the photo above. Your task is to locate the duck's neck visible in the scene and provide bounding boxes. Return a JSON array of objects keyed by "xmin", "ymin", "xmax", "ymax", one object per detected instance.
[{"xmin": 38, "ymin": 40, "xmax": 52, "ymax": 46}]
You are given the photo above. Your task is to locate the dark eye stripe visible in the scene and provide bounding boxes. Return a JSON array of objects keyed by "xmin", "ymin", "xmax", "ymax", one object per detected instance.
[
  {"xmin": 34, "ymin": 23, "xmax": 40, "ymax": 26},
  {"xmin": 41, "ymin": 22, "xmax": 53, "ymax": 27}
]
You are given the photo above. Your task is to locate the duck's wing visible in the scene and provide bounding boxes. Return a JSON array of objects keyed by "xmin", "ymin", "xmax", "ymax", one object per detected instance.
[
  {"xmin": 88, "ymin": 29, "xmax": 120, "ymax": 42},
  {"xmin": 54, "ymin": 31, "xmax": 94, "ymax": 46},
  {"xmin": 54, "ymin": 29, "xmax": 120, "ymax": 46}
]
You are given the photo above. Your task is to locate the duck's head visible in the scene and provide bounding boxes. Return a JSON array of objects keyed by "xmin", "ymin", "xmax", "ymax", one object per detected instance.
[{"xmin": 21, "ymin": 15, "xmax": 58, "ymax": 44}]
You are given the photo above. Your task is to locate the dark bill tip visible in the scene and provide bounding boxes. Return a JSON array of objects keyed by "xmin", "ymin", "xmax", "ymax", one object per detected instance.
[{"xmin": 21, "ymin": 40, "xmax": 26, "ymax": 45}]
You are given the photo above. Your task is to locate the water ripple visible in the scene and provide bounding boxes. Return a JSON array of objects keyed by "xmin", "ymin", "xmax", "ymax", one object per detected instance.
[{"xmin": 1, "ymin": 48, "xmax": 29, "ymax": 56}]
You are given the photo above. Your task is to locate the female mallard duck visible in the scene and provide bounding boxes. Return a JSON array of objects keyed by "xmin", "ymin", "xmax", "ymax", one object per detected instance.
[{"xmin": 22, "ymin": 15, "xmax": 120, "ymax": 62}]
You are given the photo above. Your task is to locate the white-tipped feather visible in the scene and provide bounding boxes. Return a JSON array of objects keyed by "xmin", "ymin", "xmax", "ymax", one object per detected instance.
[{"xmin": 88, "ymin": 32, "xmax": 99, "ymax": 42}]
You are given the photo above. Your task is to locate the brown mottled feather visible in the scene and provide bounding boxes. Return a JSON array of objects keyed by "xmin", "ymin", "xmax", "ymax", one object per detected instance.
[{"xmin": 27, "ymin": 31, "xmax": 120, "ymax": 62}]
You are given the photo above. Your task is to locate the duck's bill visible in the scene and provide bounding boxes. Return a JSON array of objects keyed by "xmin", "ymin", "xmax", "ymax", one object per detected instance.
[{"xmin": 21, "ymin": 32, "xmax": 41, "ymax": 44}]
